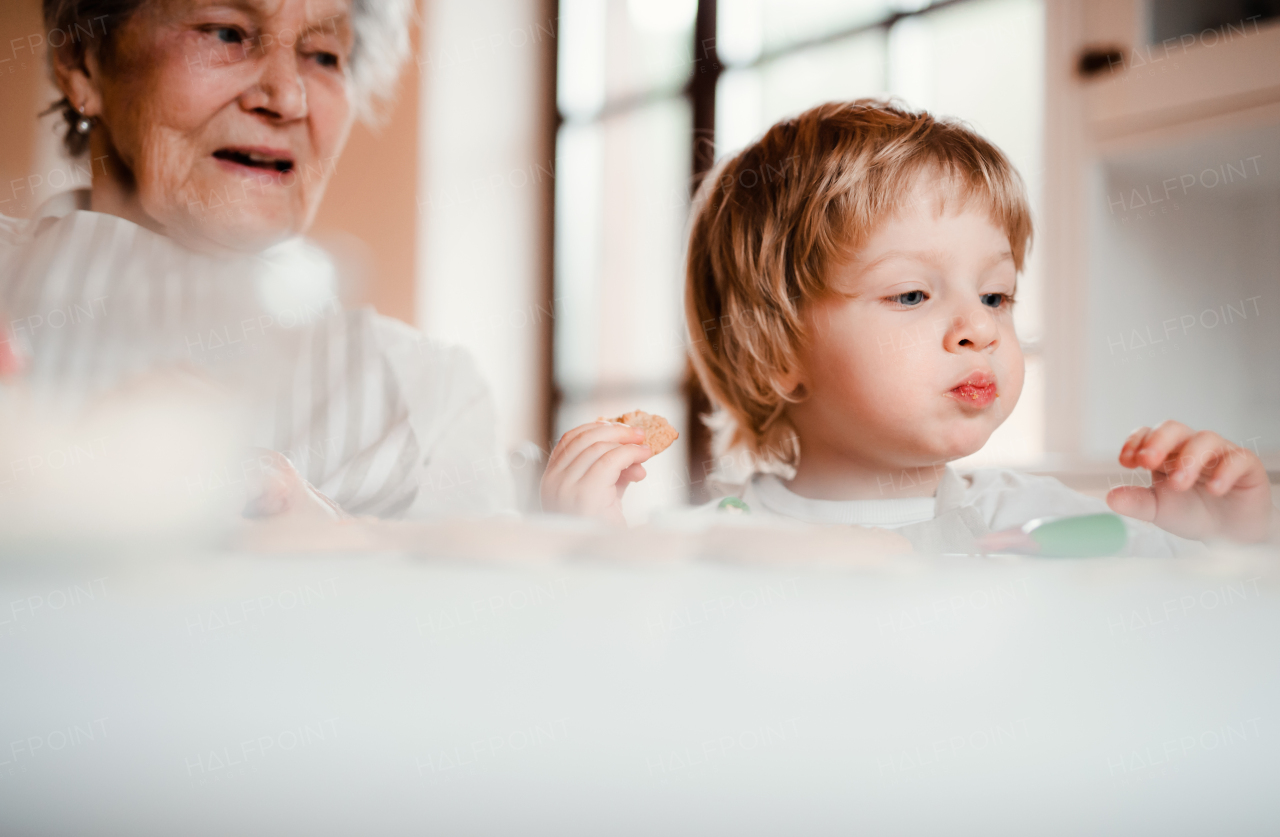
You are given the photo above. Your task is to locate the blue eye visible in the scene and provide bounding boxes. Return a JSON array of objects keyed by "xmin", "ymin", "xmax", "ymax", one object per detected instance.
[
  {"xmin": 891, "ymin": 290, "xmax": 927, "ymax": 306},
  {"xmin": 981, "ymin": 293, "xmax": 1011, "ymax": 308},
  {"xmin": 213, "ymin": 26, "xmax": 245, "ymax": 44}
]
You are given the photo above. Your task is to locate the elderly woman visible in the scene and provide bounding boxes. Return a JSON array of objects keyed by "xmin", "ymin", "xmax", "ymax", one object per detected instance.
[{"xmin": 0, "ymin": 0, "xmax": 513, "ymax": 520}]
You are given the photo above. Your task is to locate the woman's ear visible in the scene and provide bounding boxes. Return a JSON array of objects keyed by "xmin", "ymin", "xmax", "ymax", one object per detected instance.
[{"xmin": 52, "ymin": 42, "xmax": 104, "ymax": 118}]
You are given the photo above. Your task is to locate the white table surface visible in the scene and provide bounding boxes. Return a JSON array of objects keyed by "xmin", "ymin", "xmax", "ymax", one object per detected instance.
[{"xmin": 1, "ymin": 535, "xmax": 1278, "ymax": 836}]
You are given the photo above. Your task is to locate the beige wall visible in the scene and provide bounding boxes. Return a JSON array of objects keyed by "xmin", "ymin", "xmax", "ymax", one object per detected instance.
[
  {"xmin": 0, "ymin": 0, "xmax": 46, "ymax": 220},
  {"xmin": 309, "ymin": 10, "xmax": 421, "ymax": 325}
]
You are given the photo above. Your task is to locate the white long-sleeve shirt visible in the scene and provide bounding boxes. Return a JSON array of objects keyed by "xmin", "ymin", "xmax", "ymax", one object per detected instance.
[
  {"xmin": 0, "ymin": 191, "xmax": 514, "ymax": 519},
  {"xmin": 658, "ymin": 467, "xmax": 1204, "ymax": 557}
]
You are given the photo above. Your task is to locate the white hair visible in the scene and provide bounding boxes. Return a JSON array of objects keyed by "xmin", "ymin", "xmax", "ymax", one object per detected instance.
[{"xmin": 348, "ymin": 0, "xmax": 416, "ymax": 121}]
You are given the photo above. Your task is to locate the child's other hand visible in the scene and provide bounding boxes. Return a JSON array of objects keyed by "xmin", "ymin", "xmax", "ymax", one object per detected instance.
[
  {"xmin": 540, "ymin": 421, "xmax": 652, "ymax": 526},
  {"xmin": 1107, "ymin": 421, "xmax": 1272, "ymax": 543}
]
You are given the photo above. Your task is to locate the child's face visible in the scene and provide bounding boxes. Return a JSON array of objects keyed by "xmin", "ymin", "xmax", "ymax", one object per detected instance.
[{"xmin": 788, "ymin": 183, "xmax": 1024, "ymax": 471}]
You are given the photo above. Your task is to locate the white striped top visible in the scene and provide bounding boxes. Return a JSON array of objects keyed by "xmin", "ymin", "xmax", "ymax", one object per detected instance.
[{"xmin": 0, "ymin": 191, "xmax": 514, "ymax": 519}]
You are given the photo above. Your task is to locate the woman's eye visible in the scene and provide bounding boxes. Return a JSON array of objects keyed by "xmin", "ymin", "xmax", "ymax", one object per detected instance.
[
  {"xmin": 981, "ymin": 292, "xmax": 1012, "ymax": 308},
  {"xmin": 890, "ymin": 290, "xmax": 927, "ymax": 307},
  {"xmin": 213, "ymin": 26, "xmax": 245, "ymax": 44},
  {"xmin": 313, "ymin": 52, "xmax": 340, "ymax": 68}
]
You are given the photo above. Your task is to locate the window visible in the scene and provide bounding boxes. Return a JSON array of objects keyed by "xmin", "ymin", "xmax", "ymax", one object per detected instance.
[{"xmin": 554, "ymin": 0, "xmax": 1046, "ymax": 520}]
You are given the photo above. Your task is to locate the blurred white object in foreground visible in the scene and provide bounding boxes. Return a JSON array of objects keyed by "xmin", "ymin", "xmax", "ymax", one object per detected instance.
[
  {"xmin": 0, "ymin": 370, "xmax": 244, "ymax": 547},
  {"xmin": 0, "ymin": 532, "xmax": 1276, "ymax": 835}
]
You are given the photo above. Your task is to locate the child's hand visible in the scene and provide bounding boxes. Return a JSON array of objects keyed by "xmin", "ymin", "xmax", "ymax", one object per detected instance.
[
  {"xmin": 540, "ymin": 421, "xmax": 653, "ymax": 526},
  {"xmin": 1107, "ymin": 421, "xmax": 1272, "ymax": 543}
]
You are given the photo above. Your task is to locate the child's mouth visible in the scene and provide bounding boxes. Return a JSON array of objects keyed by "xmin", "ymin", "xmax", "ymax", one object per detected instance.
[{"xmin": 947, "ymin": 374, "xmax": 998, "ymax": 408}]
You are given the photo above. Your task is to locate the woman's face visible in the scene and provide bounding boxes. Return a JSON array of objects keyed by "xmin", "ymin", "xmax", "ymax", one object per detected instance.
[{"xmin": 89, "ymin": 0, "xmax": 356, "ymax": 251}]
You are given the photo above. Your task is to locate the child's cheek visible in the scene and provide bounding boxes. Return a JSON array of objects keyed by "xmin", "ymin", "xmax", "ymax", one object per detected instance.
[
  {"xmin": 998, "ymin": 343, "xmax": 1026, "ymax": 412},
  {"xmin": 853, "ymin": 330, "xmax": 929, "ymax": 409}
]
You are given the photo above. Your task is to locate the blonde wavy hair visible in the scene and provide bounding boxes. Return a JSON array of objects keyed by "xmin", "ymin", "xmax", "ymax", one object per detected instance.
[{"xmin": 685, "ymin": 98, "xmax": 1033, "ymax": 478}]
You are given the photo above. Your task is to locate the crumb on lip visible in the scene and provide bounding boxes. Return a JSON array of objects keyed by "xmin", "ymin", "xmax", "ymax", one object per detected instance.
[{"xmin": 951, "ymin": 383, "xmax": 998, "ymax": 401}]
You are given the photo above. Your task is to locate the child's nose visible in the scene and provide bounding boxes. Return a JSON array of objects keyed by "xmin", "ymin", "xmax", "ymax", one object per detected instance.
[{"xmin": 943, "ymin": 306, "xmax": 999, "ymax": 353}]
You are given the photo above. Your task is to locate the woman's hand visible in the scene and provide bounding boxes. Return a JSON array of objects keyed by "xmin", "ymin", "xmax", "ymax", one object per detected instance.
[
  {"xmin": 539, "ymin": 421, "xmax": 653, "ymax": 526},
  {"xmin": 243, "ymin": 449, "xmax": 347, "ymax": 523},
  {"xmin": 1107, "ymin": 421, "xmax": 1273, "ymax": 543}
]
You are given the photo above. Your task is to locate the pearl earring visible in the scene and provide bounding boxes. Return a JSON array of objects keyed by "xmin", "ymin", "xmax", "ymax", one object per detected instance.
[{"xmin": 75, "ymin": 104, "xmax": 91, "ymax": 135}]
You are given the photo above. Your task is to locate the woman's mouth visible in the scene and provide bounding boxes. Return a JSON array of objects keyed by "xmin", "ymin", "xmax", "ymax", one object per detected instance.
[
  {"xmin": 947, "ymin": 373, "xmax": 998, "ymax": 408},
  {"xmin": 212, "ymin": 147, "xmax": 295, "ymax": 174}
]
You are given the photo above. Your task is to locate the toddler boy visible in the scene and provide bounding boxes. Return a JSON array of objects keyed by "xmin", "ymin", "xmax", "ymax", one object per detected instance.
[{"xmin": 541, "ymin": 101, "xmax": 1272, "ymax": 554}]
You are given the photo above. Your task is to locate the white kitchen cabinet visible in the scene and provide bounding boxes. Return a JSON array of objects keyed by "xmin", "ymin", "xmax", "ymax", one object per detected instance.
[{"xmin": 1042, "ymin": 0, "xmax": 1280, "ymax": 480}]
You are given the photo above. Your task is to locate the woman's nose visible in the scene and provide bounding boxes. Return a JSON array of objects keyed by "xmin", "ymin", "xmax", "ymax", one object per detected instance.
[
  {"xmin": 241, "ymin": 44, "xmax": 308, "ymax": 122},
  {"xmin": 943, "ymin": 304, "xmax": 999, "ymax": 353}
]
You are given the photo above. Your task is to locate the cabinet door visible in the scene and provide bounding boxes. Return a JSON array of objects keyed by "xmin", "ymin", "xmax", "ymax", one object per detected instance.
[{"xmin": 1043, "ymin": 0, "xmax": 1280, "ymax": 472}]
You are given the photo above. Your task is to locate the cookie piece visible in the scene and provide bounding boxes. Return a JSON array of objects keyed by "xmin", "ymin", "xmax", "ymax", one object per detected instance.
[{"xmin": 602, "ymin": 410, "xmax": 679, "ymax": 455}]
